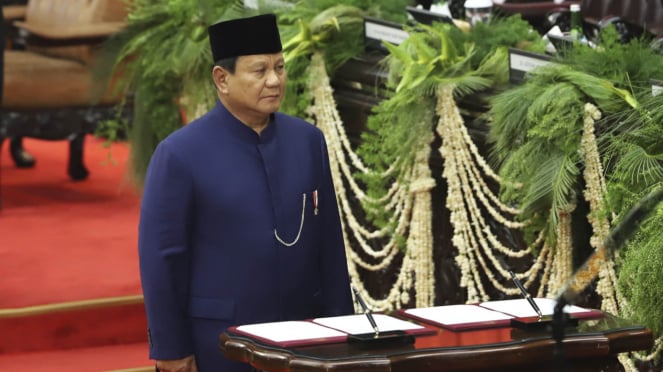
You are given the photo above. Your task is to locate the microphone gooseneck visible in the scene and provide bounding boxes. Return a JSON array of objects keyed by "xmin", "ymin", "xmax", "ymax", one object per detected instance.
[{"xmin": 552, "ymin": 187, "xmax": 663, "ymax": 371}]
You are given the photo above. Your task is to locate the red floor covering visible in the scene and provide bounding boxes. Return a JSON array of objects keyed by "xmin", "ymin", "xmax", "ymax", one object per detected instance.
[
  {"xmin": 0, "ymin": 342, "xmax": 151, "ymax": 372},
  {"xmin": 0, "ymin": 136, "xmax": 150, "ymax": 371},
  {"xmin": 0, "ymin": 136, "xmax": 142, "ymax": 308}
]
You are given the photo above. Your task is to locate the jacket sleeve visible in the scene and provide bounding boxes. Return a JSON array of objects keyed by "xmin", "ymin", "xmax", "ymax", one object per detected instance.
[
  {"xmin": 317, "ymin": 133, "xmax": 354, "ymax": 316},
  {"xmin": 138, "ymin": 139, "xmax": 194, "ymax": 360}
]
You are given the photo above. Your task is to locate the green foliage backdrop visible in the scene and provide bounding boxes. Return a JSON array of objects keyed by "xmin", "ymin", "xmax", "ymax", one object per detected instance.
[{"xmin": 488, "ymin": 28, "xmax": 663, "ymax": 339}]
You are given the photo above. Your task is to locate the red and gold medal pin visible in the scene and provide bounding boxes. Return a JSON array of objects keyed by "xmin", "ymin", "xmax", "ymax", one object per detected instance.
[{"xmin": 313, "ymin": 190, "xmax": 318, "ymax": 215}]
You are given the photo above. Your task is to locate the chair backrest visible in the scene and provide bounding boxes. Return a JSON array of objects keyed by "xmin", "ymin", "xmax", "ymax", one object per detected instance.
[
  {"xmin": 24, "ymin": 0, "xmax": 128, "ymax": 64},
  {"xmin": 92, "ymin": 0, "xmax": 129, "ymax": 22},
  {"xmin": 582, "ymin": 0, "xmax": 663, "ymax": 36},
  {"xmin": 1, "ymin": 6, "xmax": 5, "ymax": 106}
]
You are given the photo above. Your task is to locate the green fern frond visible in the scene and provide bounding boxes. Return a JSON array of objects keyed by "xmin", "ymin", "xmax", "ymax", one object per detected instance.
[
  {"xmin": 446, "ymin": 75, "xmax": 494, "ymax": 97},
  {"xmin": 613, "ymin": 145, "xmax": 663, "ymax": 185},
  {"xmin": 562, "ymin": 25, "xmax": 663, "ymax": 96},
  {"xmin": 618, "ymin": 208, "xmax": 663, "ymax": 335},
  {"xmin": 523, "ymin": 152, "xmax": 580, "ymax": 240},
  {"xmin": 487, "ymin": 83, "xmax": 540, "ymax": 164},
  {"xmin": 357, "ymin": 15, "xmax": 545, "ymax": 228},
  {"xmin": 473, "ymin": 47, "xmax": 510, "ymax": 86}
]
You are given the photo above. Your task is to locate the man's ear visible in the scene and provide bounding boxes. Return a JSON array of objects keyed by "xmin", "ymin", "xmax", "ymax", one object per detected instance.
[{"xmin": 212, "ymin": 66, "xmax": 229, "ymax": 94}]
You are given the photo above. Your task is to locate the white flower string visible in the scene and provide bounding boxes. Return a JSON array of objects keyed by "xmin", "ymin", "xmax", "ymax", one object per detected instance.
[
  {"xmin": 581, "ymin": 103, "xmax": 622, "ymax": 313},
  {"xmin": 535, "ymin": 241, "xmax": 555, "ymax": 298},
  {"xmin": 435, "ymin": 84, "xmax": 544, "ymax": 302},
  {"xmin": 618, "ymin": 334, "xmax": 663, "ymax": 372},
  {"xmin": 545, "ymin": 208, "xmax": 574, "ymax": 297},
  {"xmin": 407, "ymin": 130, "xmax": 436, "ymax": 307},
  {"xmin": 579, "ymin": 103, "xmax": 661, "ymax": 367},
  {"xmin": 308, "ymin": 52, "xmax": 434, "ymax": 310},
  {"xmin": 632, "ymin": 335, "xmax": 663, "ymax": 362}
]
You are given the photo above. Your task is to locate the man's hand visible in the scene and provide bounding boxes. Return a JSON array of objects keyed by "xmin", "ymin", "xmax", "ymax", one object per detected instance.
[{"xmin": 156, "ymin": 354, "xmax": 198, "ymax": 372}]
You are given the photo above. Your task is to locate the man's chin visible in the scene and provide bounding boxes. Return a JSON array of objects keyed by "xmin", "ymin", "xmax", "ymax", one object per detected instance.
[{"xmin": 261, "ymin": 102, "xmax": 282, "ymax": 114}]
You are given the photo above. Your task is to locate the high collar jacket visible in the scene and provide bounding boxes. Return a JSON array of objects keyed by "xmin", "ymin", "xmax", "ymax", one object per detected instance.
[{"xmin": 138, "ymin": 101, "xmax": 353, "ymax": 372}]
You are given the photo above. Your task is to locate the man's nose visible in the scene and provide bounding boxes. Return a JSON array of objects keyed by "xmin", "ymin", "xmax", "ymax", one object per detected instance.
[{"xmin": 265, "ymin": 69, "xmax": 281, "ymax": 86}]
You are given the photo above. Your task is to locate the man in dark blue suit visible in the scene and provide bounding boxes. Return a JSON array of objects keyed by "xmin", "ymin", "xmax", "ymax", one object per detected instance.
[{"xmin": 138, "ymin": 13, "xmax": 354, "ymax": 372}]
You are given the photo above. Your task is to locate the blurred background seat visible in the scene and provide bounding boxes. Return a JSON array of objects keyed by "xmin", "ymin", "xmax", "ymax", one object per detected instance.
[{"xmin": 0, "ymin": 0, "xmax": 128, "ymax": 199}]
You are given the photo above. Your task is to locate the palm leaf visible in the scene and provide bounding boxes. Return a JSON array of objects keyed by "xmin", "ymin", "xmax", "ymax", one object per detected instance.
[
  {"xmin": 613, "ymin": 144, "xmax": 663, "ymax": 186},
  {"xmin": 487, "ymin": 83, "xmax": 539, "ymax": 164},
  {"xmin": 522, "ymin": 152, "xmax": 580, "ymax": 240}
]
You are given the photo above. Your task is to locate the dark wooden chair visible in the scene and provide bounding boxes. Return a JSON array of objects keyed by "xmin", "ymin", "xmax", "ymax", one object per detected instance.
[
  {"xmin": 2, "ymin": 2, "xmax": 35, "ymax": 169},
  {"xmin": 0, "ymin": 0, "xmax": 128, "ymax": 208},
  {"xmin": 581, "ymin": 0, "xmax": 663, "ymax": 39},
  {"xmin": 492, "ymin": 1, "xmax": 579, "ymax": 33},
  {"xmin": 494, "ymin": 0, "xmax": 663, "ymax": 39}
]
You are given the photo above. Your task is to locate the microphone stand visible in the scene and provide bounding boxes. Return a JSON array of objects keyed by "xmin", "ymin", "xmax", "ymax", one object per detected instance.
[
  {"xmin": 551, "ymin": 187, "xmax": 663, "ymax": 371},
  {"xmin": 552, "ymin": 297, "xmax": 568, "ymax": 372}
]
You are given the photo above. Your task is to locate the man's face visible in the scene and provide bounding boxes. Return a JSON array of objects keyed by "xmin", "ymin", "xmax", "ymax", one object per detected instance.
[{"xmin": 221, "ymin": 53, "xmax": 286, "ymax": 121}]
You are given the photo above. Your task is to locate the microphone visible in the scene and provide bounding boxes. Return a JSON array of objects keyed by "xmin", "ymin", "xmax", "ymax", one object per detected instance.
[
  {"xmin": 552, "ymin": 187, "xmax": 663, "ymax": 369},
  {"xmin": 555, "ymin": 187, "xmax": 663, "ymax": 308}
]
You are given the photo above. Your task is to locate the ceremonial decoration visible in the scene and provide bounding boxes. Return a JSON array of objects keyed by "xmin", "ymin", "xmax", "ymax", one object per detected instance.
[
  {"xmin": 101, "ymin": 2, "xmax": 663, "ymax": 368},
  {"xmin": 486, "ymin": 30, "xmax": 663, "ymax": 368}
]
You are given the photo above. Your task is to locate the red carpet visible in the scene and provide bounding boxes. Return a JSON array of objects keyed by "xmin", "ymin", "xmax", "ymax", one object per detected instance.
[
  {"xmin": 0, "ymin": 136, "xmax": 141, "ymax": 307},
  {"xmin": 0, "ymin": 136, "xmax": 151, "ymax": 371},
  {"xmin": 0, "ymin": 342, "xmax": 152, "ymax": 372}
]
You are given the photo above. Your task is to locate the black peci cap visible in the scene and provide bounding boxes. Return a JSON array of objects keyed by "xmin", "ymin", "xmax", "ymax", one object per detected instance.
[{"xmin": 208, "ymin": 13, "xmax": 283, "ymax": 62}]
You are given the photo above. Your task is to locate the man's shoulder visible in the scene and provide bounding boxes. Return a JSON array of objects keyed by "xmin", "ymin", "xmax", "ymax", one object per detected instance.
[
  {"xmin": 274, "ymin": 111, "xmax": 313, "ymax": 126},
  {"xmin": 275, "ymin": 112, "xmax": 320, "ymax": 135},
  {"xmin": 163, "ymin": 108, "xmax": 218, "ymax": 144}
]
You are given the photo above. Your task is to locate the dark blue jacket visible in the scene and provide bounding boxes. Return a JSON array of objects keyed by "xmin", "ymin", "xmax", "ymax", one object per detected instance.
[{"xmin": 138, "ymin": 102, "xmax": 353, "ymax": 371}]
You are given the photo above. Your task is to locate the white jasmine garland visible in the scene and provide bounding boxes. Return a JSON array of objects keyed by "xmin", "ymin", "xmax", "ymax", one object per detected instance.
[
  {"xmin": 308, "ymin": 52, "xmax": 435, "ymax": 310},
  {"xmin": 436, "ymin": 84, "xmax": 544, "ymax": 303}
]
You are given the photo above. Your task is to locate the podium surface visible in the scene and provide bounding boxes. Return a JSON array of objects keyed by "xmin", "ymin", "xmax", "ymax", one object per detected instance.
[{"xmin": 220, "ymin": 313, "xmax": 652, "ymax": 371}]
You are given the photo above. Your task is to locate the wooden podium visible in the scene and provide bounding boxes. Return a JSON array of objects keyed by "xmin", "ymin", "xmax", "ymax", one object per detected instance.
[{"xmin": 220, "ymin": 313, "xmax": 653, "ymax": 371}]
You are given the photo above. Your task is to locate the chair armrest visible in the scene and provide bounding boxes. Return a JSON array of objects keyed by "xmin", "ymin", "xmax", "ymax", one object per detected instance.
[
  {"xmin": 3, "ymin": 5, "xmax": 27, "ymax": 21},
  {"xmin": 13, "ymin": 20, "xmax": 126, "ymax": 40}
]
